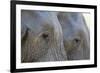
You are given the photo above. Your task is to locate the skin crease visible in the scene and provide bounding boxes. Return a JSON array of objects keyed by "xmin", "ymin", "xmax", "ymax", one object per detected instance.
[{"xmin": 21, "ymin": 10, "xmax": 90, "ymax": 62}]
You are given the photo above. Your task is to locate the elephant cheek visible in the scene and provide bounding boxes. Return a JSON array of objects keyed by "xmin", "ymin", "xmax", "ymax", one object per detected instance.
[{"xmin": 38, "ymin": 46, "xmax": 67, "ymax": 62}]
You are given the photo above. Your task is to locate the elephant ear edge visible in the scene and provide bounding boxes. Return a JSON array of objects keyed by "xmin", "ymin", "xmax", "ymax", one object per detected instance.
[{"xmin": 21, "ymin": 23, "xmax": 29, "ymax": 43}]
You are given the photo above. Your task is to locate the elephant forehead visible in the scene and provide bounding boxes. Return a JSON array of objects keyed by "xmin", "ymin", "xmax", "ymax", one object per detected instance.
[
  {"xmin": 58, "ymin": 13, "xmax": 89, "ymax": 44},
  {"xmin": 21, "ymin": 10, "xmax": 56, "ymax": 34},
  {"xmin": 59, "ymin": 13, "xmax": 86, "ymax": 33},
  {"xmin": 59, "ymin": 12, "xmax": 84, "ymax": 27}
]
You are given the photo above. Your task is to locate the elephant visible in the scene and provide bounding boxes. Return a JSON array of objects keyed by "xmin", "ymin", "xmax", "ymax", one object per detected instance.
[
  {"xmin": 21, "ymin": 10, "xmax": 90, "ymax": 62},
  {"xmin": 58, "ymin": 12, "xmax": 90, "ymax": 60},
  {"xmin": 21, "ymin": 10, "xmax": 67, "ymax": 62}
]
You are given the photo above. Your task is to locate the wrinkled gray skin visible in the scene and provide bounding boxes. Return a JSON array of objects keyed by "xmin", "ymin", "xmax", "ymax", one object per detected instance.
[{"xmin": 21, "ymin": 10, "xmax": 90, "ymax": 62}]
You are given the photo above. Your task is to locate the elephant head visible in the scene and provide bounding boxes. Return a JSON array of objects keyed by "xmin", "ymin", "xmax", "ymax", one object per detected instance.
[
  {"xmin": 58, "ymin": 12, "xmax": 90, "ymax": 60},
  {"xmin": 21, "ymin": 10, "xmax": 67, "ymax": 62}
]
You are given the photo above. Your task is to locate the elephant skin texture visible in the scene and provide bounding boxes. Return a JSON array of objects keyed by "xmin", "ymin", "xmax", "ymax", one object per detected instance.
[{"xmin": 21, "ymin": 10, "xmax": 90, "ymax": 63}]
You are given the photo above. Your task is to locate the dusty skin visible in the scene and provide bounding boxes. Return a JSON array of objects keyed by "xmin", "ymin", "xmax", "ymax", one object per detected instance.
[{"xmin": 21, "ymin": 10, "xmax": 90, "ymax": 62}]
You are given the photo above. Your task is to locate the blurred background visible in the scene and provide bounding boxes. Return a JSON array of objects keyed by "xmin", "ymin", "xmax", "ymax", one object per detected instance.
[{"xmin": 83, "ymin": 13, "xmax": 90, "ymax": 30}]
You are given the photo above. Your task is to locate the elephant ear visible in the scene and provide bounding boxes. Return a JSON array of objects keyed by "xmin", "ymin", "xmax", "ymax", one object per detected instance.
[
  {"xmin": 21, "ymin": 10, "xmax": 38, "ymax": 40},
  {"xmin": 21, "ymin": 23, "xmax": 29, "ymax": 43},
  {"xmin": 21, "ymin": 10, "xmax": 34, "ymax": 42},
  {"xmin": 21, "ymin": 10, "xmax": 29, "ymax": 40}
]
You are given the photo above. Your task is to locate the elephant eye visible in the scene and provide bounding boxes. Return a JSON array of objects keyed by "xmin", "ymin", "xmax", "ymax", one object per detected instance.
[
  {"xmin": 41, "ymin": 32, "xmax": 49, "ymax": 40},
  {"xmin": 42, "ymin": 33, "xmax": 48, "ymax": 39},
  {"xmin": 73, "ymin": 37, "xmax": 81, "ymax": 47},
  {"xmin": 74, "ymin": 39, "xmax": 80, "ymax": 43}
]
